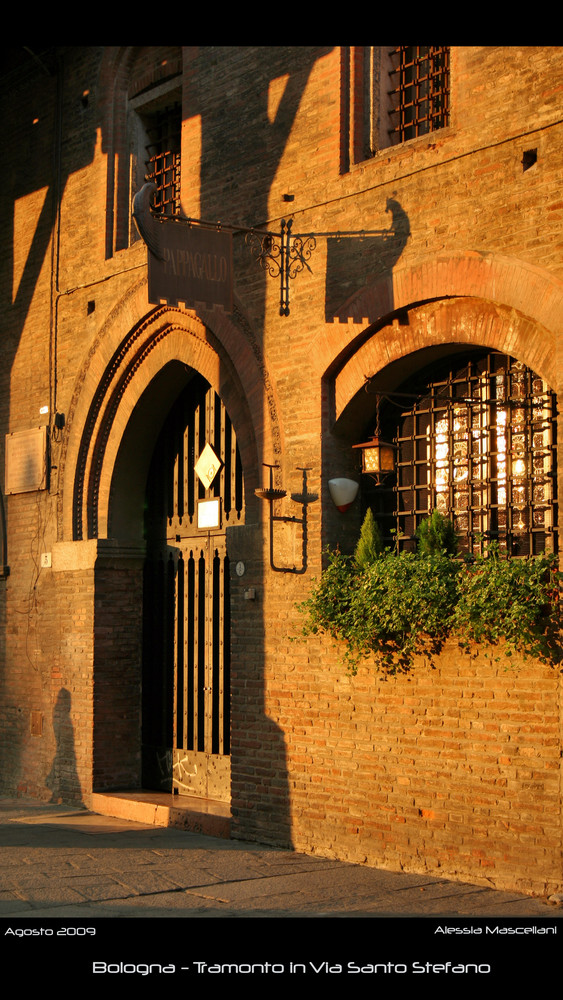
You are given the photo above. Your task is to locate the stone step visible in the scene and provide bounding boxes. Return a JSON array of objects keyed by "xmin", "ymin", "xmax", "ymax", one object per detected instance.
[{"xmin": 90, "ymin": 789, "xmax": 231, "ymax": 838}]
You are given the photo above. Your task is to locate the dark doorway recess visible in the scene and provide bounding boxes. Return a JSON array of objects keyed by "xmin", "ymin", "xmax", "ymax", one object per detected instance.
[{"xmin": 141, "ymin": 371, "xmax": 243, "ymax": 800}]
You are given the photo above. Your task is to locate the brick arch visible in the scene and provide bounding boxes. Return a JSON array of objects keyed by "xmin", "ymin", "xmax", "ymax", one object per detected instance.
[
  {"xmin": 313, "ymin": 251, "xmax": 563, "ymax": 390},
  {"xmin": 60, "ymin": 285, "xmax": 280, "ymax": 542},
  {"xmin": 333, "ymin": 297, "xmax": 557, "ymax": 425}
]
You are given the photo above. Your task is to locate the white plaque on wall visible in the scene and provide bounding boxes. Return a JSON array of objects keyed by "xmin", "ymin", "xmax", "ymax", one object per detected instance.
[{"xmin": 5, "ymin": 427, "xmax": 47, "ymax": 494}]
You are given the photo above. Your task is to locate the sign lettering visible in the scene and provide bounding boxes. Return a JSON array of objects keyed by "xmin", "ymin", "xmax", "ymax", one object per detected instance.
[{"xmin": 148, "ymin": 223, "xmax": 233, "ymax": 312}]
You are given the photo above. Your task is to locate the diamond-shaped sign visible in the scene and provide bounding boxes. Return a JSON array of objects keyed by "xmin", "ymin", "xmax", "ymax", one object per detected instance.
[{"xmin": 194, "ymin": 443, "xmax": 222, "ymax": 490}]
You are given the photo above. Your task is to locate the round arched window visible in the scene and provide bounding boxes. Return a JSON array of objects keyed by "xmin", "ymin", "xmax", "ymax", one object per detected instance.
[{"xmin": 364, "ymin": 352, "xmax": 557, "ymax": 556}]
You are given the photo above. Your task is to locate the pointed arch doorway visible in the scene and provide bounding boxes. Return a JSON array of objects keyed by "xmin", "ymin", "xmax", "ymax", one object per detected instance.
[{"xmin": 141, "ymin": 369, "xmax": 243, "ymax": 802}]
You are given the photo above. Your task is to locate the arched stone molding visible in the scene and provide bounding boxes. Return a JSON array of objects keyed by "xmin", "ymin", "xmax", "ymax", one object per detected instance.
[
  {"xmin": 60, "ymin": 282, "xmax": 282, "ymax": 543},
  {"xmin": 314, "ymin": 251, "xmax": 563, "ymax": 392},
  {"xmin": 332, "ymin": 296, "xmax": 557, "ymax": 426}
]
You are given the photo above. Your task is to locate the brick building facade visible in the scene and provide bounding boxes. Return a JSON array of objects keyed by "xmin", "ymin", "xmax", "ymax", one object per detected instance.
[{"xmin": 1, "ymin": 45, "xmax": 562, "ymax": 896}]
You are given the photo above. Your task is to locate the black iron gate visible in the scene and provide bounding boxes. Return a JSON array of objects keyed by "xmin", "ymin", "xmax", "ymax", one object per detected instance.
[{"xmin": 142, "ymin": 372, "xmax": 243, "ymax": 800}]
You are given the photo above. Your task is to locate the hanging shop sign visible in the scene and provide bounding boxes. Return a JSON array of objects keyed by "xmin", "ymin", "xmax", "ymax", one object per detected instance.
[
  {"xmin": 148, "ymin": 222, "xmax": 233, "ymax": 312},
  {"xmin": 135, "ymin": 184, "xmax": 399, "ymax": 317},
  {"xmin": 133, "ymin": 183, "xmax": 233, "ymax": 312}
]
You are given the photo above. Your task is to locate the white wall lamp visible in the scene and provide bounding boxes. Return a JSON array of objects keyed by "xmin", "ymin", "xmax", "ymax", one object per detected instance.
[{"xmin": 328, "ymin": 478, "xmax": 359, "ymax": 512}]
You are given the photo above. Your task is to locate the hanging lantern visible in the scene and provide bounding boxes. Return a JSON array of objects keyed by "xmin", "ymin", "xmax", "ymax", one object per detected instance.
[
  {"xmin": 352, "ymin": 436, "xmax": 396, "ymax": 480},
  {"xmin": 353, "ymin": 394, "xmax": 396, "ymax": 483}
]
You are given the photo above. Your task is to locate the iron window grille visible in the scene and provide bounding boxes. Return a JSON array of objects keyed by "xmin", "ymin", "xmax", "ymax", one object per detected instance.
[
  {"xmin": 388, "ymin": 45, "xmax": 450, "ymax": 144},
  {"xmin": 388, "ymin": 354, "xmax": 557, "ymax": 556},
  {"xmin": 144, "ymin": 103, "xmax": 181, "ymax": 216}
]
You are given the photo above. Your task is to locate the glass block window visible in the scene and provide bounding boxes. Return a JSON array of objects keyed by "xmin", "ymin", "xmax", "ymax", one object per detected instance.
[{"xmin": 392, "ymin": 353, "xmax": 557, "ymax": 556}]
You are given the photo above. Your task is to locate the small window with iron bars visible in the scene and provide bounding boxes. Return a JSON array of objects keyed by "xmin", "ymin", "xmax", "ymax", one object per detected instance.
[
  {"xmin": 144, "ymin": 103, "xmax": 181, "ymax": 216},
  {"xmin": 388, "ymin": 46, "xmax": 449, "ymax": 144}
]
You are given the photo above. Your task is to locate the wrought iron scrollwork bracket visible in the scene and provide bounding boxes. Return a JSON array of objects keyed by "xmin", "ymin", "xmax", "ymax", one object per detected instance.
[
  {"xmin": 134, "ymin": 187, "xmax": 406, "ymax": 318},
  {"xmin": 246, "ymin": 219, "xmax": 316, "ymax": 316}
]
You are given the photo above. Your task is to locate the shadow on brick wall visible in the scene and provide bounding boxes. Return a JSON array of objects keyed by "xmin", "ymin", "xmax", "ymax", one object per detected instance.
[
  {"xmin": 325, "ymin": 198, "xmax": 411, "ymax": 320},
  {"xmin": 46, "ymin": 688, "xmax": 83, "ymax": 806}
]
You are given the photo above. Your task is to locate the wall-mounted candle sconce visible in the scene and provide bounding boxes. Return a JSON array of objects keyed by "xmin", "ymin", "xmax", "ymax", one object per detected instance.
[
  {"xmin": 255, "ymin": 462, "xmax": 287, "ymax": 503},
  {"xmin": 255, "ymin": 463, "xmax": 317, "ymax": 572}
]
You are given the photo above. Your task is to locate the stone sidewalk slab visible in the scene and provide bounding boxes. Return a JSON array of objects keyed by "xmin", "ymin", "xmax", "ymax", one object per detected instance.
[
  {"xmin": 1, "ymin": 797, "xmax": 561, "ymax": 988},
  {"xmin": 0, "ymin": 796, "xmax": 560, "ymax": 919}
]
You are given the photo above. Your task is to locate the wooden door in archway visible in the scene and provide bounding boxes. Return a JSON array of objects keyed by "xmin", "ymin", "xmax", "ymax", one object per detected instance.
[{"xmin": 141, "ymin": 372, "xmax": 243, "ymax": 800}]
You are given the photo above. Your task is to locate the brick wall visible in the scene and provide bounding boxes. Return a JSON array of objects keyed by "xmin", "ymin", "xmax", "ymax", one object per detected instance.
[
  {"xmin": 1, "ymin": 45, "xmax": 562, "ymax": 895},
  {"xmin": 0, "ymin": 547, "xmax": 95, "ymax": 805},
  {"xmin": 232, "ymin": 625, "xmax": 562, "ymax": 895},
  {"xmin": 93, "ymin": 560, "xmax": 143, "ymax": 790}
]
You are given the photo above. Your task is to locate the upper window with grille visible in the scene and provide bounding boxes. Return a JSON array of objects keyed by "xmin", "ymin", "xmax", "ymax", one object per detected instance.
[
  {"xmin": 341, "ymin": 46, "xmax": 450, "ymax": 170},
  {"xmin": 142, "ymin": 102, "xmax": 182, "ymax": 217},
  {"xmin": 109, "ymin": 49, "xmax": 182, "ymax": 254},
  {"xmin": 387, "ymin": 46, "xmax": 450, "ymax": 145}
]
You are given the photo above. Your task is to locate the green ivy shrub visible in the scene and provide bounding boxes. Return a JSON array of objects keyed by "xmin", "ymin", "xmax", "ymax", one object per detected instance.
[
  {"xmin": 352, "ymin": 550, "xmax": 460, "ymax": 669},
  {"xmin": 298, "ymin": 512, "xmax": 561, "ymax": 673},
  {"xmin": 453, "ymin": 542, "xmax": 561, "ymax": 663},
  {"xmin": 299, "ymin": 547, "xmax": 358, "ymax": 646}
]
